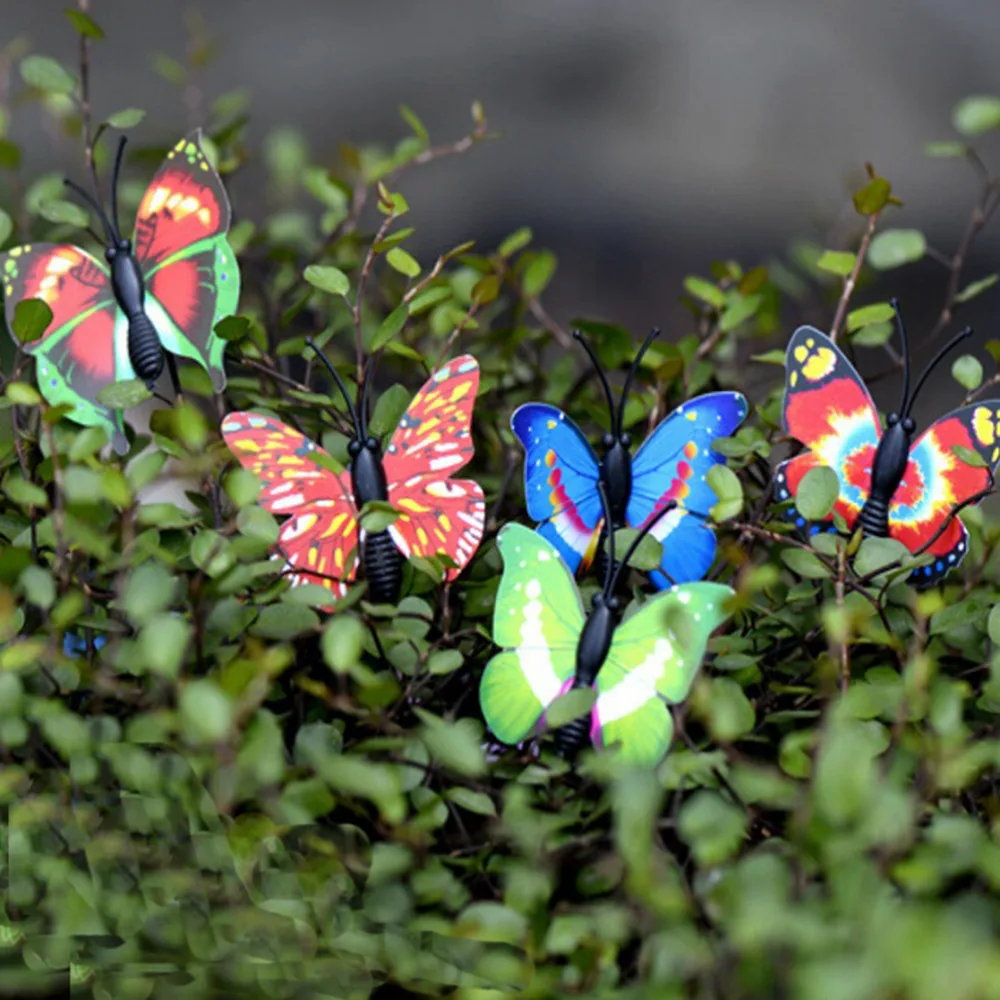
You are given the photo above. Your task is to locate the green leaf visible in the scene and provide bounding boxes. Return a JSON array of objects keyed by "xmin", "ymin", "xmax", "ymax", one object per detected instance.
[
  {"xmin": 719, "ymin": 293, "xmax": 762, "ymax": 333},
  {"xmin": 545, "ymin": 687, "xmax": 597, "ymax": 729},
  {"xmin": 96, "ymin": 379, "xmax": 152, "ymax": 409},
  {"xmin": 781, "ymin": 548, "xmax": 829, "ymax": 580},
  {"xmin": 63, "ymin": 8, "xmax": 105, "ymax": 39},
  {"xmin": 853, "ymin": 536, "xmax": 909, "ymax": 578},
  {"xmin": 11, "ymin": 298, "xmax": 53, "ymax": 343},
  {"xmin": 358, "ymin": 500, "xmax": 399, "ymax": 534},
  {"xmin": 846, "ymin": 301, "xmax": 895, "ymax": 332},
  {"xmin": 20, "ymin": 55, "xmax": 77, "ymax": 95},
  {"xmin": 751, "ymin": 349, "xmax": 786, "ymax": 365},
  {"xmin": 868, "ymin": 229, "xmax": 926, "ymax": 270},
  {"xmin": 795, "ymin": 465, "xmax": 840, "ymax": 520},
  {"xmin": 179, "ymin": 680, "xmax": 234, "ymax": 745},
  {"xmin": 386, "ymin": 247, "xmax": 420, "ymax": 278},
  {"xmin": 851, "ymin": 322, "xmax": 893, "ymax": 348},
  {"xmin": 610, "ymin": 527, "xmax": 662, "ymax": 572},
  {"xmin": 19, "ymin": 565, "xmax": 55, "ymax": 610},
  {"xmin": 0, "ymin": 208, "xmax": 12, "ymax": 247},
  {"xmin": 988, "ymin": 605, "xmax": 1000, "ymax": 645},
  {"xmin": 139, "ymin": 613, "xmax": 190, "ymax": 679},
  {"xmin": 415, "ymin": 709, "xmax": 485, "ymax": 778},
  {"xmin": 955, "ymin": 274, "xmax": 999, "ymax": 304},
  {"xmin": 816, "ymin": 250, "xmax": 856, "ymax": 277},
  {"xmin": 952, "ymin": 444, "xmax": 988, "ymax": 469},
  {"xmin": 123, "ymin": 563, "xmax": 175, "ymax": 625},
  {"xmin": 521, "ymin": 250, "xmax": 556, "ymax": 297},
  {"xmin": 235, "ymin": 505, "xmax": 279, "ymax": 544},
  {"xmin": 408, "ymin": 286, "xmax": 451, "ymax": 315},
  {"xmin": 426, "ymin": 650, "xmax": 464, "ymax": 675},
  {"xmin": 371, "ymin": 303, "xmax": 409, "ymax": 350},
  {"xmin": 677, "ymin": 791, "xmax": 747, "ymax": 865},
  {"xmin": 707, "ymin": 464, "xmax": 743, "ymax": 522},
  {"xmin": 684, "ymin": 276, "xmax": 725, "ymax": 309},
  {"xmin": 446, "ymin": 787, "xmax": 496, "ymax": 816},
  {"xmin": 251, "ymin": 603, "xmax": 320, "ymax": 640},
  {"xmin": 190, "ymin": 530, "xmax": 236, "ymax": 578},
  {"xmin": 456, "ymin": 902, "xmax": 528, "ymax": 945},
  {"xmin": 304, "ymin": 264, "xmax": 350, "ymax": 296},
  {"xmin": 104, "ymin": 107, "xmax": 146, "ymax": 129},
  {"xmin": 924, "ymin": 140, "xmax": 968, "ymax": 158},
  {"xmin": 703, "ymin": 677, "xmax": 756, "ymax": 741},
  {"xmin": 398, "ymin": 103, "xmax": 429, "ymax": 143},
  {"xmin": 5, "ymin": 382, "xmax": 41, "ymax": 406},
  {"xmin": 952, "ymin": 354, "xmax": 983, "ymax": 391},
  {"xmin": 498, "ymin": 227, "xmax": 532, "ymax": 258},
  {"xmin": 39, "ymin": 199, "xmax": 90, "ymax": 228},
  {"xmin": 953, "ymin": 95, "xmax": 1000, "ymax": 136},
  {"xmin": 322, "ymin": 615, "xmax": 366, "ymax": 673},
  {"xmin": 852, "ymin": 176, "xmax": 892, "ymax": 215},
  {"xmin": 369, "ymin": 384, "xmax": 410, "ymax": 439}
]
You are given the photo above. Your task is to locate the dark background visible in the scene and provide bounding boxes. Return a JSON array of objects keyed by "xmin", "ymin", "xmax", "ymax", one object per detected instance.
[{"xmin": 3, "ymin": 0, "xmax": 1000, "ymax": 408}]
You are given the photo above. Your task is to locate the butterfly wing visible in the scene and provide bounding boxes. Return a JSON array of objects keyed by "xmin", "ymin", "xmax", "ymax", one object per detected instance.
[
  {"xmin": 382, "ymin": 355, "xmax": 485, "ymax": 577},
  {"xmin": 134, "ymin": 132, "xmax": 238, "ymax": 391},
  {"xmin": 775, "ymin": 326, "xmax": 881, "ymax": 534},
  {"xmin": 888, "ymin": 401, "xmax": 1000, "ymax": 584},
  {"xmin": 0, "ymin": 243, "xmax": 131, "ymax": 451},
  {"xmin": 221, "ymin": 412, "xmax": 359, "ymax": 608},
  {"xmin": 626, "ymin": 391, "xmax": 748, "ymax": 587},
  {"xmin": 593, "ymin": 582, "xmax": 734, "ymax": 765},
  {"xmin": 510, "ymin": 402, "xmax": 604, "ymax": 575},
  {"xmin": 480, "ymin": 524, "xmax": 585, "ymax": 744}
]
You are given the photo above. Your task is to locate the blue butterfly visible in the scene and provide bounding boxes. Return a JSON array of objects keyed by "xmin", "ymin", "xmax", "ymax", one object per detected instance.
[{"xmin": 511, "ymin": 329, "xmax": 747, "ymax": 588}]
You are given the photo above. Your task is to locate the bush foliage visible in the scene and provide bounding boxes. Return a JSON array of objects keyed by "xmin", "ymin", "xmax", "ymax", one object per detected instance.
[{"xmin": 3, "ymin": 13, "xmax": 1000, "ymax": 1000}]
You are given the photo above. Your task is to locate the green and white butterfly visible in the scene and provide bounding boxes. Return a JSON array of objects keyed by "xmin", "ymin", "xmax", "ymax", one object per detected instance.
[{"xmin": 480, "ymin": 522, "xmax": 734, "ymax": 766}]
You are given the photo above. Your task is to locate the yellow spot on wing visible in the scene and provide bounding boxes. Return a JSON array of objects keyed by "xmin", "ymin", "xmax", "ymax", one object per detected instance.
[
  {"xmin": 973, "ymin": 406, "xmax": 995, "ymax": 447},
  {"xmin": 802, "ymin": 347, "xmax": 836, "ymax": 381}
]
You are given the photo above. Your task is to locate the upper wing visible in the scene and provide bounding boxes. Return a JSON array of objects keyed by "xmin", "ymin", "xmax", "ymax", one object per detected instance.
[
  {"xmin": 594, "ymin": 582, "xmax": 734, "ymax": 765},
  {"xmin": 221, "ymin": 412, "xmax": 360, "ymax": 608},
  {"xmin": 479, "ymin": 524, "xmax": 584, "ymax": 745},
  {"xmin": 1, "ymin": 243, "xmax": 130, "ymax": 451},
  {"xmin": 889, "ymin": 401, "xmax": 1000, "ymax": 585},
  {"xmin": 382, "ymin": 355, "xmax": 485, "ymax": 574},
  {"xmin": 626, "ymin": 391, "xmax": 747, "ymax": 586},
  {"xmin": 134, "ymin": 131, "xmax": 231, "ymax": 270},
  {"xmin": 777, "ymin": 326, "xmax": 882, "ymax": 533},
  {"xmin": 510, "ymin": 402, "xmax": 603, "ymax": 575}
]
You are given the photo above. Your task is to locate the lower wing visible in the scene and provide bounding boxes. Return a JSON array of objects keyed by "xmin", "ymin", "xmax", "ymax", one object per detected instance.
[
  {"xmin": 511, "ymin": 402, "xmax": 603, "ymax": 574},
  {"xmin": 889, "ymin": 402, "xmax": 1000, "ymax": 585}
]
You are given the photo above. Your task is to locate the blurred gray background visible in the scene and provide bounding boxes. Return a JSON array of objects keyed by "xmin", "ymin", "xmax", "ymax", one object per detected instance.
[{"xmin": 3, "ymin": 0, "xmax": 1000, "ymax": 386}]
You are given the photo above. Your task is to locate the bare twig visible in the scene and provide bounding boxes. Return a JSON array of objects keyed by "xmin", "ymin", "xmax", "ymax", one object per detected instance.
[
  {"xmin": 77, "ymin": 0, "xmax": 101, "ymax": 199},
  {"xmin": 830, "ymin": 211, "xmax": 880, "ymax": 343},
  {"xmin": 352, "ymin": 209, "xmax": 395, "ymax": 382}
]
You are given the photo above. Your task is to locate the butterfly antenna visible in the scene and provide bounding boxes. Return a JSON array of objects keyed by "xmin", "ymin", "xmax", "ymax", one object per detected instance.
[
  {"xmin": 359, "ymin": 350, "xmax": 379, "ymax": 439},
  {"xmin": 904, "ymin": 325, "xmax": 975, "ymax": 418},
  {"xmin": 617, "ymin": 326, "xmax": 661, "ymax": 436},
  {"xmin": 607, "ymin": 501, "xmax": 677, "ymax": 596},
  {"xmin": 573, "ymin": 329, "xmax": 617, "ymax": 434},
  {"xmin": 597, "ymin": 482, "xmax": 615, "ymax": 597},
  {"xmin": 305, "ymin": 338, "xmax": 361, "ymax": 434},
  {"xmin": 63, "ymin": 178, "xmax": 116, "ymax": 244},
  {"xmin": 889, "ymin": 298, "xmax": 912, "ymax": 415},
  {"xmin": 109, "ymin": 135, "xmax": 127, "ymax": 242}
]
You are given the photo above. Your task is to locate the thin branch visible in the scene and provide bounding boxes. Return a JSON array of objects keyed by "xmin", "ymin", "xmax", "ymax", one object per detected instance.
[
  {"xmin": 830, "ymin": 211, "xmax": 880, "ymax": 343},
  {"xmin": 77, "ymin": 0, "xmax": 101, "ymax": 199},
  {"xmin": 352, "ymin": 209, "xmax": 396, "ymax": 383}
]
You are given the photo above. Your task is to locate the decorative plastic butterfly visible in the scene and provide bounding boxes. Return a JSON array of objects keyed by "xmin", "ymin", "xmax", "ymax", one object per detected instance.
[
  {"xmin": 480, "ymin": 493, "xmax": 734, "ymax": 767},
  {"xmin": 512, "ymin": 327, "xmax": 747, "ymax": 588},
  {"xmin": 775, "ymin": 301, "xmax": 1000, "ymax": 584},
  {"xmin": 0, "ymin": 131, "xmax": 240, "ymax": 453},
  {"xmin": 221, "ymin": 348, "xmax": 486, "ymax": 608}
]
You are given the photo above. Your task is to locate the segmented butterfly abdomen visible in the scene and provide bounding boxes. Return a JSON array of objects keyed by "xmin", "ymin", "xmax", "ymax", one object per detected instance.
[
  {"xmin": 857, "ymin": 496, "xmax": 891, "ymax": 539},
  {"xmin": 594, "ymin": 539, "xmax": 624, "ymax": 596},
  {"xmin": 554, "ymin": 710, "xmax": 590, "ymax": 761},
  {"xmin": 363, "ymin": 530, "xmax": 402, "ymax": 604},
  {"xmin": 127, "ymin": 311, "xmax": 165, "ymax": 385}
]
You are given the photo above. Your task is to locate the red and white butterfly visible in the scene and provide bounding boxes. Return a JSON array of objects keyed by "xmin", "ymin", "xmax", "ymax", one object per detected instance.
[{"xmin": 221, "ymin": 352, "xmax": 486, "ymax": 608}]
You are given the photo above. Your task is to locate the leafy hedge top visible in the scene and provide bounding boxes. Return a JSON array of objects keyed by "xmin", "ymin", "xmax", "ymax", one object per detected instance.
[{"xmin": 3, "ymin": 12, "xmax": 1000, "ymax": 1000}]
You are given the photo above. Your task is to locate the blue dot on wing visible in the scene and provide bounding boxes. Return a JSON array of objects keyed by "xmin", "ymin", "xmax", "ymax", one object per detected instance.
[
  {"xmin": 809, "ymin": 525, "xmax": 820, "ymax": 535},
  {"xmin": 796, "ymin": 517, "xmax": 806, "ymax": 528}
]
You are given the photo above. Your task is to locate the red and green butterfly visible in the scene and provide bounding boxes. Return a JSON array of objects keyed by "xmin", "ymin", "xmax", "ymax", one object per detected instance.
[
  {"xmin": 221, "ymin": 352, "xmax": 486, "ymax": 610},
  {"xmin": 0, "ymin": 130, "xmax": 240, "ymax": 453}
]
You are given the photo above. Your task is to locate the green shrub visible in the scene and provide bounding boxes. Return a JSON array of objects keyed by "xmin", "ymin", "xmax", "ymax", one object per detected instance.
[{"xmin": 2, "ymin": 12, "xmax": 1000, "ymax": 1000}]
